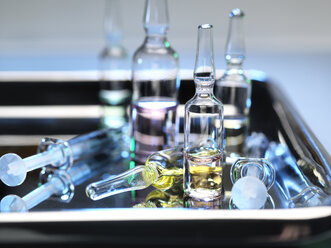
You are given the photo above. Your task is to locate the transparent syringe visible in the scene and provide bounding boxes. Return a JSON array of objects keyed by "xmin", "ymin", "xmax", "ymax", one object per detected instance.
[
  {"xmin": 230, "ymin": 158, "xmax": 275, "ymax": 209},
  {"xmin": 265, "ymin": 142, "xmax": 328, "ymax": 208},
  {"xmin": 229, "ymin": 132, "xmax": 276, "ymax": 209},
  {"xmin": 86, "ymin": 146, "xmax": 183, "ymax": 201},
  {"xmin": 0, "ymin": 151, "xmax": 123, "ymax": 212},
  {"xmin": 0, "ymin": 127, "xmax": 124, "ymax": 187}
]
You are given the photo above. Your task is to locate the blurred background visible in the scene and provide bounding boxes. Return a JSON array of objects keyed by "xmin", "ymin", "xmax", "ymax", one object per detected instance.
[{"xmin": 0, "ymin": 0, "xmax": 330, "ymax": 153}]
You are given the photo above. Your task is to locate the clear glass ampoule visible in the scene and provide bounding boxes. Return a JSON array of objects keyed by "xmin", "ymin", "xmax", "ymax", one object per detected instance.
[
  {"xmin": 183, "ymin": 24, "xmax": 225, "ymax": 201},
  {"xmin": 86, "ymin": 146, "xmax": 183, "ymax": 201},
  {"xmin": 99, "ymin": 0, "xmax": 131, "ymax": 129},
  {"xmin": 130, "ymin": 0, "xmax": 180, "ymax": 164},
  {"xmin": 215, "ymin": 8, "xmax": 251, "ymax": 161}
]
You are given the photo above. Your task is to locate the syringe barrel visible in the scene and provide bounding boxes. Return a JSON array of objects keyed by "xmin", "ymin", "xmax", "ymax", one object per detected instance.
[
  {"xmin": 68, "ymin": 128, "xmax": 121, "ymax": 161},
  {"xmin": 67, "ymin": 152, "xmax": 120, "ymax": 186},
  {"xmin": 266, "ymin": 143, "xmax": 311, "ymax": 197},
  {"xmin": 37, "ymin": 127, "xmax": 124, "ymax": 170},
  {"xmin": 266, "ymin": 143, "xmax": 326, "ymax": 207},
  {"xmin": 245, "ymin": 132, "xmax": 269, "ymax": 158}
]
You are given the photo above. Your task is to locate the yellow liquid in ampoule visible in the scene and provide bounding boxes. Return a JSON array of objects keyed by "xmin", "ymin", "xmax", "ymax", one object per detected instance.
[
  {"xmin": 184, "ymin": 147, "xmax": 223, "ymax": 200},
  {"xmin": 142, "ymin": 162, "xmax": 183, "ymax": 191}
]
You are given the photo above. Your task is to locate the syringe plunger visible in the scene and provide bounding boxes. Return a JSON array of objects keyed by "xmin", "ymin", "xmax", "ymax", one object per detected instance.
[{"xmin": 230, "ymin": 158, "xmax": 275, "ymax": 209}]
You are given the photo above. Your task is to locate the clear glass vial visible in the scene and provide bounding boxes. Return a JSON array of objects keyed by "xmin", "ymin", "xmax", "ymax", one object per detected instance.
[
  {"xmin": 99, "ymin": 0, "xmax": 131, "ymax": 129},
  {"xmin": 215, "ymin": 8, "xmax": 251, "ymax": 160},
  {"xmin": 183, "ymin": 24, "xmax": 225, "ymax": 201},
  {"xmin": 131, "ymin": 0, "xmax": 180, "ymax": 164}
]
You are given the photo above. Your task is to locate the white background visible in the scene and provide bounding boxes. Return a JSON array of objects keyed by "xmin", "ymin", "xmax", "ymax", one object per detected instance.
[{"xmin": 0, "ymin": 0, "xmax": 330, "ymax": 154}]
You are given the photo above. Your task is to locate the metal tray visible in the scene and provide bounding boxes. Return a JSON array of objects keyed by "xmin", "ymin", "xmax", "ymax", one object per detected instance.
[{"xmin": 0, "ymin": 70, "xmax": 330, "ymax": 248}]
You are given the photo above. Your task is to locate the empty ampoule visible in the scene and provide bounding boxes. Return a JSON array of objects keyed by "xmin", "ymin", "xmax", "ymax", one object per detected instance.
[
  {"xmin": 265, "ymin": 142, "xmax": 328, "ymax": 208},
  {"xmin": 183, "ymin": 24, "xmax": 225, "ymax": 201},
  {"xmin": 215, "ymin": 8, "xmax": 251, "ymax": 160},
  {"xmin": 86, "ymin": 146, "xmax": 183, "ymax": 201},
  {"xmin": 0, "ymin": 152, "xmax": 120, "ymax": 212},
  {"xmin": 131, "ymin": 0, "xmax": 180, "ymax": 164},
  {"xmin": 0, "ymin": 127, "xmax": 123, "ymax": 187},
  {"xmin": 99, "ymin": 0, "xmax": 131, "ymax": 129}
]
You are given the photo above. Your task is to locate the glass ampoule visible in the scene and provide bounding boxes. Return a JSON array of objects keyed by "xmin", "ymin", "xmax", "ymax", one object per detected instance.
[
  {"xmin": 131, "ymin": 0, "xmax": 180, "ymax": 164},
  {"xmin": 183, "ymin": 24, "xmax": 225, "ymax": 201},
  {"xmin": 86, "ymin": 146, "xmax": 183, "ymax": 201},
  {"xmin": 215, "ymin": 9, "xmax": 251, "ymax": 161},
  {"xmin": 99, "ymin": 0, "xmax": 131, "ymax": 129}
]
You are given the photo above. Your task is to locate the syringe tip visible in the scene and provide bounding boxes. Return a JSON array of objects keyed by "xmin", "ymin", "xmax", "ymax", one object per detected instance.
[
  {"xmin": 0, "ymin": 153, "xmax": 26, "ymax": 187},
  {"xmin": 1, "ymin": 195, "xmax": 28, "ymax": 212},
  {"xmin": 231, "ymin": 176, "xmax": 267, "ymax": 209}
]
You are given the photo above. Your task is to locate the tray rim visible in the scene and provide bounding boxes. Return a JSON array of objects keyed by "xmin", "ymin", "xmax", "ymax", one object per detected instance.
[{"xmin": 0, "ymin": 206, "xmax": 330, "ymax": 223}]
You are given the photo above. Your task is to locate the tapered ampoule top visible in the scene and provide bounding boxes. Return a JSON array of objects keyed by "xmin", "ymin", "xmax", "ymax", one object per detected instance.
[
  {"xmin": 103, "ymin": 0, "xmax": 123, "ymax": 48},
  {"xmin": 225, "ymin": 8, "xmax": 245, "ymax": 66},
  {"xmin": 194, "ymin": 24, "xmax": 215, "ymax": 84},
  {"xmin": 144, "ymin": 0, "xmax": 169, "ymax": 35},
  {"xmin": 185, "ymin": 24, "xmax": 223, "ymax": 148}
]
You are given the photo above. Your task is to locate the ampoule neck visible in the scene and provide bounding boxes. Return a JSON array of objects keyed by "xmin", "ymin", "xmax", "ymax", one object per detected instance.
[
  {"xmin": 225, "ymin": 61, "xmax": 244, "ymax": 75},
  {"xmin": 224, "ymin": 8, "xmax": 246, "ymax": 75},
  {"xmin": 144, "ymin": 31, "xmax": 168, "ymax": 46},
  {"xmin": 194, "ymin": 76, "xmax": 215, "ymax": 96},
  {"xmin": 145, "ymin": 26, "xmax": 168, "ymax": 37},
  {"xmin": 143, "ymin": 0, "xmax": 169, "ymax": 39}
]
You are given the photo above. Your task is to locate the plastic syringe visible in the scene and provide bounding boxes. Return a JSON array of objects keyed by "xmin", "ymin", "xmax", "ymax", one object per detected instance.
[
  {"xmin": 230, "ymin": 158, "xmax": 275, "ymax": 209},
  {"xmin": 229, "ymin": 132, "xmax": 275, "ymax": 209},
  {"xmin": 265, "ymin": 142, "xmax": 328, "ymax": 208},
  {"xmin": 0, "ymin": 151, "xmax": 122, "ymax": 212},
  {"xmin": 231, "ymin": 132, "xmax": 275, "ymax": 190},
  {"xmin": 0, "ymin": 127, "xmax": 124, "ymax": 187},
  {"xmin": 86, "ymin": 146, "xmax": 183, "ymax": 201}
]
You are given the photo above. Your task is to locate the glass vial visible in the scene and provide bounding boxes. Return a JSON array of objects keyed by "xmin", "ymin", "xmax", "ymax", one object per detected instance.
[
  {"xmin": 215, "ymin": 9, "xmax": 251, "ymax": 161},
  {"xmin": 99, "ymin": 0, "xmax": 131, "ymax": 129},
  {"xmin": 131, "ymin": 0, "xmax": 180, "ymax": 164},
  {"xmin": 183, "ymin": 24, "xmax": 224, "ymax": 201}
]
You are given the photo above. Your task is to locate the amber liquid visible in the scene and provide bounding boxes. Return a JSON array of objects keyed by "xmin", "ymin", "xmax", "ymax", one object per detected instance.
[
  {"xmin": 145, "ymin": 162, "xmax": 183, "ymax": 191},
  {"xmin": 184, "ymin": 147, "xmax": 223, "ymax": 200}
]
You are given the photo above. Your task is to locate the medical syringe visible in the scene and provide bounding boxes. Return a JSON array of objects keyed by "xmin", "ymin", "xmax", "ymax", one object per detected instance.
[
  {"xmin": 0, "ymin": 127, "xmax": 124, "ymax": 187},
  {"xmin": 231, "ymin": 132, "xmax": 275, "ymax": 190},
  {"xmin": 229, "ymin": 132, "xmax": 275, "ymax": 209},
  {"xmin": 0, "ymin": 151, "xmax": 122, "ymax": 212},
  {"xmin": 86, "ymin": 146, "xmax": 183, "ymax": 201},
  {"xmin": 230, "ymin": 158, "xmax": 275, "ymax": 209},
  {"xmin": 265, "ymin": 142, "xmax": 327, "ymax": 208}
]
